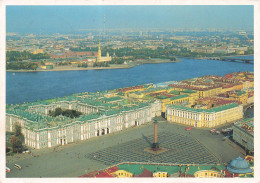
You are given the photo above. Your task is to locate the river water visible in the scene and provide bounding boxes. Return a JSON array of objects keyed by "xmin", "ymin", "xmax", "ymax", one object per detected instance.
[{"xmin": 6, "ymin": 57, "xmax": 254, "ymax": 104}]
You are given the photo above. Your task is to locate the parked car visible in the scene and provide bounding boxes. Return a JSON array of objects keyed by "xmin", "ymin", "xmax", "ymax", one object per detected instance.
[
  {"xmin": 22, "ymin": 150, "xmax": 30, "ymax": 154},
  {"xmin": 6, "ymin": 167, "xmax": 11, "ymax": 172},
  {"xmin": 14, "ymin": 164, "xmax": 22, "ymax": 170},
  {"xmin": 210, "ymin": 129, "xmax": 216, "ymax": 133}
]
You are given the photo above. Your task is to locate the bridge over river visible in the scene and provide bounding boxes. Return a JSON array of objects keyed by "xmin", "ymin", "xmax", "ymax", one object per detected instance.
[{"xmin": 206, "ymin": 57, "xmax": 254, "ymax": 64}]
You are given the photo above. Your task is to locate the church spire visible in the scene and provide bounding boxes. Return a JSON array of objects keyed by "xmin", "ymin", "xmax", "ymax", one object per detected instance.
[{"xmin": 97, "ymin": 38, "xmax": 102, "ymax": 60}]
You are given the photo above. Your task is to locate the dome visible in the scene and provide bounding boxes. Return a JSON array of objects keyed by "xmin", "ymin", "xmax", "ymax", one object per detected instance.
[{"xmin": 227, "ymin": 157, "xmax": 252, "ymax": 174}]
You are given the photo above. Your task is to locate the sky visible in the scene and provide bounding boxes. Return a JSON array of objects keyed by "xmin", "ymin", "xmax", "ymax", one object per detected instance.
[{"xmin": 6, "ymin": 5, "xmax": 254, "ymax": 34}]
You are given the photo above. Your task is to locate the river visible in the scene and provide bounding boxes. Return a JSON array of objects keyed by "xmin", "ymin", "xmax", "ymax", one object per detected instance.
[{"xmin": 6, "ymin": 57, "xmax": 254, "ymax": 104}]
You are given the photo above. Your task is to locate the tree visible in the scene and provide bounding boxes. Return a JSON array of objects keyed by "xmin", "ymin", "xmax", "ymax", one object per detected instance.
[
  {"xmin": 6, "ymin": 144, "xmax": 10, "ymax": 153},
  {"xmin": 31, "ymin": 64, "xmax": 38, "ymax": 71},
  {"xmin": 10, "ymin": 136, "xmax": 23, "ymax": 153},
  {"xmin": 14, "ymin": 123, "xmax": 22, "ymax": 137},
  {"xmin": 14, "ymin": 123, "xmax": 24, "ymax": 143},
  {"xmin": 55, "ymin": 107, "xmax": 62, "ymax": 116}
]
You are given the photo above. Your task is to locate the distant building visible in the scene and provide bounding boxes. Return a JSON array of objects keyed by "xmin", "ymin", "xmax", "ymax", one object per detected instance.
[
  {"xmin": 33, "ymin": 49, "xmax": 44, "ymax": 54},
  {"xmin": 96, "ymin": 40, "xmax": 112, "ymax": 62}
]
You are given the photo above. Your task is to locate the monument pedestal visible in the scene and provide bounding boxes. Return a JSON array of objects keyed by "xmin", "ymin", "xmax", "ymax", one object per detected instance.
[
  {"xmin": 144, "ymin": 146, "xmax": 168, "ymax": 154},
  {"xmin": 151, "ymin": 142, "xmax": 159, "ymax": 150}
]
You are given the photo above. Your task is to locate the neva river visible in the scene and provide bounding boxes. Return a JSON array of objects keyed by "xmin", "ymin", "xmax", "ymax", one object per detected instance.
[{"xmin": 6, "ymin": 57, "xmax": 254, "ymax": 104}]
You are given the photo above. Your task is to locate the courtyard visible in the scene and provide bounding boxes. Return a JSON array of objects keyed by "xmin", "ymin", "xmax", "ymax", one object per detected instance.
[{"xmin": 6, "ymin": 118, "xmax": 244, "ymax": 178}]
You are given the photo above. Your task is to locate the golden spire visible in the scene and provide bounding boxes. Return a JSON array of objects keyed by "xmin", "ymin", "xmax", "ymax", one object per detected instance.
[{"xmin": 97, "ymin": 38, "xmax": 102, "ymax": 60}]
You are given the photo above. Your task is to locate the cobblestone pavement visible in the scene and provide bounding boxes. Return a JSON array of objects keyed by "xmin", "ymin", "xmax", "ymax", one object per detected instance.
[{"xmin": 88, "ymin": 132, "xmax": 219, "ymax": 166}]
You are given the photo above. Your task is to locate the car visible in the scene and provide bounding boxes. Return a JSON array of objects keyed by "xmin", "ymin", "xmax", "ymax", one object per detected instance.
[
  {"xmin": 22, "ymin": 150, "xmax": 30, "ymax": 154},
  {"xmin": 6, "ymin": 167, "xmax": 11, "ymax": 172},
  {"xmin": 210, "ymin": 129, "xmax": 216, "ymax": 133},
  {"xmin": 14, "ymin": 164, "xmax": 22, "ymax": 170}
]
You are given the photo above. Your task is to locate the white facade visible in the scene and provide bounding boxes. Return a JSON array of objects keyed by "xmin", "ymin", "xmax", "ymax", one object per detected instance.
[{"xmin": 6, "ymin": 103, "xmax": 154, "ymax": 149}]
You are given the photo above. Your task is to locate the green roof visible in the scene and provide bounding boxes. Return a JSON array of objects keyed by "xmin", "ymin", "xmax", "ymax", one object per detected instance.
[
  {"xmin": 101, "ymin": 96, "xmax": 123, "ymax": 103},
  {"xmin": 183, "ymin": 89, "xmax": 196, "ymax": 93},
  {"xmin": 117, "ymin": 163, "xmax": 226, "ymax": 176},
  {"xmin": 168, "ymin": 103, "xmax": 239, "ymax": 113},
  {"xmin": 78, "ymin": 113, "xmax": 101, "ymax": 122},
  {"xmin": 170, "ymin": 94, "xmax": 189, "ymax": 100},
  {"xmin": 103, "ymin": 109, "xmax": 121, "ymax": 116},
  {"xmin": 117, "ymin": 164, "xmax": 180, "ymax": 175},
  {"xmin": 156, "ymin": 95, "xmax": 169, "ymax": 99},
  {"xmin": 169, "ymin": 90, "xmax": 180, "ymax": 95},
  {"xmin": 117, "ymin": 164, "xmax": 143, "ymax": 175},
  {"xmin": 237, "ymin": 90, "xmax": 246, "ymax": 96},
  {"xmin": 242, "ymin": 118, "xmax": 254, "ymax": 123}
]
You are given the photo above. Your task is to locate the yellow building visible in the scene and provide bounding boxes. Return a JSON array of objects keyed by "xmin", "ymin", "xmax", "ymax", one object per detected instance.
[
  {"xmin": 117, "ymin": 85, "xmax": 147, "ymax": 96},
  {"xmin": 40, "ymin": 65, "xmax": 47, "ymax": 69},
  {"xmin": 96, "ymin": 40, "xmax": 112, "ymax": 62},
  {"xmin": 33, "ymin": 49, "xmax": 44, "ymax": 54},
  {"xmin": 112, "ymin": 170, "xmax": 133, "ymax": 178},
  {"xmin": 221, "ymin": 83, "xmax": 244, "ymax": 93},
  {"xmin": 169, "ymin": 85, "xmax": 223, "ymax": 99},
  {"xmin": 166, "ymin": 103, "xmax": 243, "ymax": 128},
  {"xmin": 194, "ymin": 170, "xmax": 224, "ymax": 178},
  {"xmin": 198, "ymin": 87, "xmax": 223, "ymax": 98},
  {"xmin": 228, "ymin": 91, "xmax": 248, "ymax": 105},
  {"xmin": 153, "ymin": 172, "xmax": 168, "ymax": 177},
  {"xmin": 160, "ymin": 94, "xmax": 193, "ymax": 113}
]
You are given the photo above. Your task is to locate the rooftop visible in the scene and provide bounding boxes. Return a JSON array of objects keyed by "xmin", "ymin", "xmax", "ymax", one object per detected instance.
[{"xmin": 168, "ymin": 103, "xmax": 240, "ymax": 113}]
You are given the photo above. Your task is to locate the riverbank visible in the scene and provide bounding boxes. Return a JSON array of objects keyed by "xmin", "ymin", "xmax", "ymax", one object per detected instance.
[
  {"xmin": 179, "ymin": 54, "xmax": 253, "ymax": 60},
  {"xmin": 7, "ymin": 58, "xmax": 181, "ymax": 72}
]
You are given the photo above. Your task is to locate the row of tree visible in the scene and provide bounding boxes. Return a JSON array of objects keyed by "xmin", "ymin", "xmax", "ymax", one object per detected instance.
[
  {"xmin": 49, "ymin": 107, "xmax": 82, "ymax": 118},
  {"xmin": 77, "ymin": 63, "xmax": 88, "ymax": 68},
  {"xmin": 109, "ymin": 57, "xmax": 125, "ymax": 64},
  {"xmin": 6, "ymin": 62, "xmax": 38, "ymax": 70},
  {"xmin": 93, "ymin": 62, "xmax": 109, "ymax": 67},
  {"xmin": 6, "ymin": 51, "xmax": 50, "ymax": 62}
]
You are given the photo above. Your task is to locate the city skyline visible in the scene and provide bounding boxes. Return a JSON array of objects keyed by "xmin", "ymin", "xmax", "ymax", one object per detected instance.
[{"xmin": 6, "ymin": 5, "xmax": 254, "ymax": 34}]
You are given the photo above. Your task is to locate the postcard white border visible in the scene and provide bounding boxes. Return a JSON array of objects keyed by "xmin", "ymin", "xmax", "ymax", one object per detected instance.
[{"xmin": 0, "ymin": 1, "xmax": 259, "ymax": 183}]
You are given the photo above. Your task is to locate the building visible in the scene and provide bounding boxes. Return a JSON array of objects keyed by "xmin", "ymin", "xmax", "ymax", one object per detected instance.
[
  {"xmin": 233, "ymin": 118, "xmax": 254, "ymax": 153},
  {"xmin": 111, "ymin": 170, "xmax": 133, "ymax": 177},
  {"xmin": 33, "ymin": 49, "xmax": 44, "ymax": 54},
  {"xmin": 227, "ymin": 157, "xmax": 253, "ymax": 174},
  {"xmin": 153, "ymin": 172, "xmax": 168, "ymax": 177},
  {"xmin": 96, "ymin": 40, "xmax": 112, "ymax": 62},
  {"xmin": 6, "ymin": 92, "xmax": 156, "ymax": 149},
  {"xmin": 81, "ymin": 162, "xmax": 246, "ymax": 178},
  {"xmin": 193, "ymin": 170, "xmax": 224, "ymax": 178},
  {"xmin": 166, "ymin": 103, "xmax": 243, "ymax": 128}
]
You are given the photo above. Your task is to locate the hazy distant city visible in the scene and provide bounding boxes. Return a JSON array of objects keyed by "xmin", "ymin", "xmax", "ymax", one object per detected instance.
[{"xmin": 5, "ymin": 5, "xmax": 254, "ymax": 179}]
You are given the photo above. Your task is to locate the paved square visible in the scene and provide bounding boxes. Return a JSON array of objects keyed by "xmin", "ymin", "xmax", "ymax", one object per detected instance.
[{"xmin": 88, "ymin": 132, "xmax": 220, "ymax": 166}]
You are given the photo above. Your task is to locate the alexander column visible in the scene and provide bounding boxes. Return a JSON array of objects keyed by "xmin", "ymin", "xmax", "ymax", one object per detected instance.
[{"xmin": 151, "ymin": 117, "xmax": 159, "ymax": 150}]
